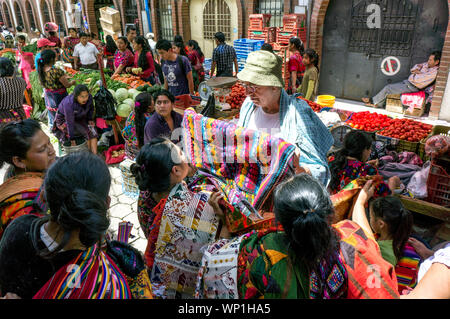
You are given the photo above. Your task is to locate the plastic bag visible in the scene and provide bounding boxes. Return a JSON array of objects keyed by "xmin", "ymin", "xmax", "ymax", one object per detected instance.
[
  {"xmin": 406, "ymin": 161, "xmax": 431, "ymax": 199},
  {"xmin": 425, "ymin": 135, "xmax": 450, "ymax": 158},
  {"xmin": 94, "ymin": 86, "xmax": 117, "ymax": 121}
]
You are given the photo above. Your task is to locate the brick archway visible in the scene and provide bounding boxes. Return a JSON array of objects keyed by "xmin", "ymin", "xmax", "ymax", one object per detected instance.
[
  {"xmin": 1, "ymin": 1, "xmax": 14, "ymax": 30},
  {"xmin": 310, "ymin": 0, "xmax": 450, "ymax": 119},
  {"xmin": 40, "ymin": 0, "xmax": 53, "ymax": 25},
  {"xmin": 13, "ymin": 0, "xmax": 29, "ymax": 31},
  {"xmin": 51, "ymin": 0, "xmax": 68, "ymax": 35},
  {"xmin": 24, "ymin": 0, "xmax": 40, "ymax": 32}
]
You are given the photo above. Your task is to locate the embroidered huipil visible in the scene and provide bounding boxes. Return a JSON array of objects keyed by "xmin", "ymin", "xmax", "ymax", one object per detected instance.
[
  {"xmin": 408, "ymin": 63, "xmax": 438, "ymax": 89},
  {"xmin": 238, "ymin": 90, "xmax": 334, "ymax": 186}
]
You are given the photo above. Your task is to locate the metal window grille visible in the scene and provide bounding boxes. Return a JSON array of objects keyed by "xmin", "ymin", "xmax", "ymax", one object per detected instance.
[
  {"xmin": 42, "ymin": 2, "xmax": 51, "ymax": 23},
  {"xmin": 348, "ymin": 0, "xmax": 419, "ymax": 57},
  {"xmin": 256, "ymin": 0, "xmax": 284, "ymax": 28},
  {"xmin": 203, "ymin": 0, "xmax": 231, "ymax": 41},
  {"xmin": 26, "ymin": 1, "xmax": 36, "ymax": 30},
  {"xmin": 124, "ymin": 0, "xmax": 139, "ymax": 25},
  {"xmin": 158, "ymin": 0, "xmax": 173, "ymax": 40},
  {"xmin": 14, "ymin": 3, "xmax": 24, "ymax": 27}
]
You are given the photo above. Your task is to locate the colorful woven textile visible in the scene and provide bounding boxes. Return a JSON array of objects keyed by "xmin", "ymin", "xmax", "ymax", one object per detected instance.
[
  {"xmin": 395, "ymin": 242, "xmax": 420, "ymax": 293},
  {"xmin": 236, "ymin": 228, "xmax": 347, "ymax": 299},
  {"xmin": 0, "ymin": 172, "xmax": 45, "ymax": 239},
  {"xmin": 149, "ymin": 182, "xmax": 219, "ymax": 299},
  {"xmin": 333, "ymin": 220, "xmax": 400, "ymax": 299},
  {"xmin": 182, "ymin": 108, "xmax": 296, "ymax": 232},
  {"xmin": 33, "ymin": 244, "xmax": 132, "ymax": 299},
  {"xmin": 195, "ymin": 235, "xmax": 245, "ymax": 299}
]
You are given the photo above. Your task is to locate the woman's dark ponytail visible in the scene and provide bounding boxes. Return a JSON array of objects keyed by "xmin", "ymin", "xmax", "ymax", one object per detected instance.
[
  {"xmin": 30, "ymin": 152, "xmax": 111, "ymax": 258},
  {"xmin": 274, "ymin": 174, "xmax": 338, "ymax": 270},
  {"xmin": 134, "ymin": 92, "xmax": 153, "ymax": 148},
  {"xmin": 371, "ymin": 196, "xmax": 413, "ymax": 261},
  {"xmin": 135, "ymin": 36, "xmax": 150, "ymax": 71},
  {"xmin": 38, "ymin": 49, "xmax": 56, "ymax": 86}
]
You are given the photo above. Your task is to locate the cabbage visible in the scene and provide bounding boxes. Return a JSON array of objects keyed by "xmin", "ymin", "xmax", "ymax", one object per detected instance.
[
  {"xmin": 123, "ymin": 98, "xmax": 135, "ymax": 108},
  {"xmin": 115, "ymin": 88, "xmax": 129, "ymax": 102},
  {"xmin": 128, "ymin": 89, "xmax": 139, "ymax": 98},
  {"xmin": 108, "ymin": 89, "xmax": 115, "ymax": 97},
  {"xmin": 117, "ymin": 103, "xmax": 132, "ymax": 118},
  {"xmin": 132, "ymin": 91, "xmax": 141, "ymax": 100}
]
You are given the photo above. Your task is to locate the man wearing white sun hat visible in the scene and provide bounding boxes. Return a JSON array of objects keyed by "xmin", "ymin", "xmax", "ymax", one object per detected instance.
[{"xmin": 237, "ymin": 49, "xmax": 334, "ymax": 186}]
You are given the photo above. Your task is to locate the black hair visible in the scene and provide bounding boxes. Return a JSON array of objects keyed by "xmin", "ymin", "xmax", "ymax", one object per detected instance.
[
  {"xmin": 0, "ymin": 119, "xmax": 42, "ymax": 169},
  {"xmin": 79, "ymin": 32, "xmax": 88, "ymax": 38},
  {"xmin": 173, "ymin": 41, "xmax": 187, "ymax": 57},
  {"xmin": 105, "ymin": 35, "xmax": 118, "ymax": 54},
  {"xmin": 214, "ymin": 32, "xmax": 225, "ymax": 43},
  {"xmin": 431, "ymin": 51, "xmax": 441, "ymax": 65},
  {"xmin": 289, "ymin": 37, "xmax": 304, "ymax": 55},
  {"xmin": 329, "ymin": 130, "xmax": 373, "ymax": 192},
  {"xmin": 16, "ymin": 26, "xmax": 23, "ymax": 32},
  {"xmin": 274, "ymin": 174, "xmax": 339, "ymax": 270},
  {"xmin": 174, "ymin": 35, "xmax": 183, "ymax": 43},
  {"xmin": 131, "ymin": 138, "xmax": 183, "ymax": 192},
  {"xmin": 73, "ymin": 84, "xmax": 90, "ymax": 101},
  {"xmin": 126, "ymin": 25, "xmax": 137, "ymax": 34},
  {"xmin": 153, "ymin": 89, "xmax": 175, "ymax": 103},
  {"xmin": 261, "ymin": 43, "xmax": 273, "ymax": 52},
  {"xmin": 187, "ymin": 39, "xmax": 204, "ymax": 58},
  {"xmin": 30, "ymin": 152, "xmax": 111, "ymax": 258},
  {"xmin": 118, "ymin": 36, "xmax": 132, "ymax": 52},
  {"xmin": 90, "ymin": 33, "xmax": 96, "ymax": 38},
  {"xmin": 304, "ymin": 48, "xmax": 319, "ymax": 71},
  {"xmin": 134, "ymin": 36, "xmax": 152, "ymax": 70},
  {"xmin": 37, "ymin": 49, "xmax": 56, "ymax": 86},
  {"xmin": 370, "ymin": 196, "xmax": 413, "ymax": 261},
  {"xmin": 48, "ymin": 31, "xmax": 56, "ymax": 37},
  {"xmin": 17, "ymin": 34, "xmax": 26, "ymax": 41},
  {"xmin": 68, "ymin": 27, "xmax": 77, "ymax": 35},
  {"xmin": 155, "ymin": 39, "xmax": 172, "ymax": 52},
  {"xmin": 0, "ymin": 57, "xmax": 14, "ymax": 77},
  {"xmin": 134, "ymin": 92, "xmax": 154, "ymax": 148}
]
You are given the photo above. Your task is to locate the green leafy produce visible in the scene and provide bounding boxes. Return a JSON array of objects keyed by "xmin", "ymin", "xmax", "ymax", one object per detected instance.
[
  {"xmin": 128, "ymin": 88, "xmax": 139, "ymax": 98},
  {"xmin": 117, "ymin": 103, "xmax": 132, "ymax": 118},
  {"xmin": 29, "ymin": 71, "xmax": 46, "ymax": 120},
  {"xmin": 147, "ymin": 84, "xmax": 162, "ymax": 94},
  {"xmin": 22, "ymin": 43, "xmax": 37, "ymax": 54},
  {"xmin": 123, "ymin": 98, "xmax": 135, "ymax": 107},
  {"xmin": 2, "ymin": 52, "xmax": 16, "ymax": 65},
  {"xmin": 115, "ymin": 88, "xmax": 129, "ymax": 102}
]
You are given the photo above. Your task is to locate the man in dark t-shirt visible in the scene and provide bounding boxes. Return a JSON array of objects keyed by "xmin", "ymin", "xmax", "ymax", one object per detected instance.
[{"xmin": 156, "ymin": 39, "xmax": 194, "ymax": 96}]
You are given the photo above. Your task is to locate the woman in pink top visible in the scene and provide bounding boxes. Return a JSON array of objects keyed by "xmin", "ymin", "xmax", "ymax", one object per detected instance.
[
  {"xmin": 112, "ymin": 37, "xmax": 134, "ymax": 77},
  {"xmin": 287, "ymin": 37, "xmax": 305, "ymax": 95},
  {"xmin": 126, "ymin": 36, "xmax": 156, "ymax": 84}
]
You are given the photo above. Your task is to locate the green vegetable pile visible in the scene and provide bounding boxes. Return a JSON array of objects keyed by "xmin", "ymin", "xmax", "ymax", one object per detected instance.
[
  {"xmin": 1, "ymin": 52, "xmax": 16, "ymax": 65},
  {"xmin": 22, "ymin": 42, "xmax": 37, "ymax": 54},
  {"xmin": 67, "ymin": 69, "xmax": 128, "ymax": 95},
  {"xmin": 137, "ymin": 84, "xmax": 163, "ymax": 94},
  {"xmin": 29, "ymin": 71, "xmax": 46, "ymax": 120}
]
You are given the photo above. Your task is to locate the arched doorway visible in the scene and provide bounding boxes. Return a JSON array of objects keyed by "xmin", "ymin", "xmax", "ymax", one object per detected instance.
[
  {"xmin": 190, "ymin": 0, "xmax": 238, "ymax": 58},
  {"xmin": 41, "ymin": 0, "xmax": 52, "ymax": 24},
  {"xmin": 94, "ymin": 0, "xmax": 115, "ymax": 38},
  {"xmin": 14, "ymin": 1, "xmax": 25, "ymax": 29},
  {"xmin": 54, "ymin": 0, "xmax": 66, "ymax": 36},
  {"xmin": 318, "ymin": 0, "xmax": 449, "ymax": 101},
  {"xmin": 124, "ymin": 0, "xmax": 139, "ymax": 25},
  {"xmin": 158, "ymin": 0, "xmax": 174, "ymax": 41},
  {"xmin": 25, "ymin": 1, "xmax": 37, "ymax": 31},
  {"xmin": 2, "ymin": 3, "xmax": 12, "ymax": 28}
]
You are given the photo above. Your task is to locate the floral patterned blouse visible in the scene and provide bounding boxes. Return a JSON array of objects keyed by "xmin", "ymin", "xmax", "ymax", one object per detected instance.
[
  {"xmin": 328, "ymin": 157, "xmax": 391, "ymax": 197},
  {"xmin": 114, "ymin": 49, "xmax": 134, "ymax": 70},
  {"xmin": 41, "ymin": 67, "xmax": 66, "ymax": 90}
]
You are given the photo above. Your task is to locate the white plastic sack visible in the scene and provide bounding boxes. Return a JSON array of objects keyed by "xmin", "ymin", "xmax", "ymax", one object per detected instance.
[{"xmin": 406, "ymin": 161, "xmax": 431, "ymax": 199}]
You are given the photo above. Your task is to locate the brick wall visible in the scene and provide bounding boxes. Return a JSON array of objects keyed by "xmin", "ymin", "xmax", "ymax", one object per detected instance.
[
  {"xmin": 1, "ymin": 0, "xmax": 15, "ymax": 31},
  {"xmin": 309, "ymin": 0, "xmax": 450, "ymax": 120}
]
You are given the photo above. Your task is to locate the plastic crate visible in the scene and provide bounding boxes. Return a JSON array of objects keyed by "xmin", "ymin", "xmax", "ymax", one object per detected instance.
[
  {"xmin": 276, "ymin": 27, "xmax": 307, "ymax": 45},
  {"xmin": 174, "ymin": 94, "xmax": 202, "ymax": 109},
  {"xmin": 248, "ymin": 27, "xmax": 277, "ymax": 43},
  {"xmin": 233, "ymin": 39, "xmax": 264, "ymax": 58},
  {"xmin": 395, "ymin": 139, "xmax": 419, "ymax": 154},
  {"xmin": 375, "ymin": 133, "xmax": 400, "ymax": 150},
  {"xmin": 249, "ymin": 14, "xmax": 271, "ymax": 30},
  {"xmin": 426, "ymin": 157, "xmax": 450, "ymax": 207},
  {"xmin": 282, "ymin": 14, "xmax": 306, "ymax": 32}
]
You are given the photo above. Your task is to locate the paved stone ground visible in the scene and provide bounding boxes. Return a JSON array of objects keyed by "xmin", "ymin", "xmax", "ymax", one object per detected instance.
[{"xmin": 0, "ymin": 123, "xmax": 147, "ymax": 254}]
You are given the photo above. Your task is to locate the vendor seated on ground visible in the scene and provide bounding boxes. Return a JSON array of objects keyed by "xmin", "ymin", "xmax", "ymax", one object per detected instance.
[
  {"xmin": 362, "ymin": 51, "xmax": 441, "ymax": 108},
  {"xmin": 143, "ymin": 90, "xmax": 183, "ymax": 145},
  {"xmin": 236, "ymin": 50, "xmax": 334, "ymax": 186},
  {"xmin": 328, "ymin": 130, "xmax": 401, "ymax": 196},
  {"xmin": 73, "ymin": 32, "xmax": 101, "ymax": 70}
]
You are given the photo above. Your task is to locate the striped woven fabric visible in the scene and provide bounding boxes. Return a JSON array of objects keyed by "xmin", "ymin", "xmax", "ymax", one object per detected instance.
[
  {"xmin": 182, "ymin": 108, "xmax": 296, "ymax": 213},
  {"xmin": 395, "ymin": 242, "xmax": 420, "ymax": 293}
]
